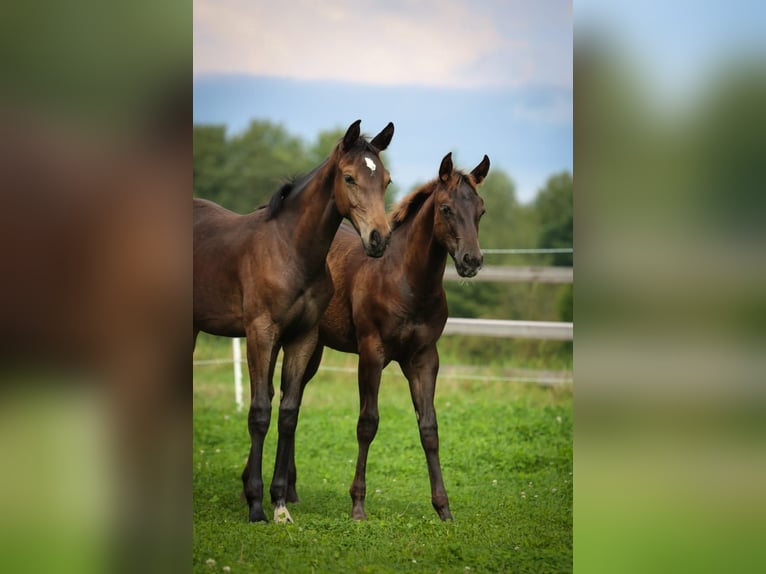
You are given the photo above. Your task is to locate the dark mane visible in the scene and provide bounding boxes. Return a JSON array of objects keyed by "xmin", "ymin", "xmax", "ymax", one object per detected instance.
[
  {"xmin": 389, "ymin": 181, "xmax": 435, "ymax": 230},
  {"xmin": 355, "ymin": 138, "xmax": 380, "ymax": 154},
  {"xmin": 389, "ymin": 172, "xmax": 474, "ymax": 230},
  {"xmin": 265, "ymin": 159, "xmax": 329, "ymax": 220},
  {"xmin": 266, "ymin": 181, "xmax": 293, "ymax": 220}
]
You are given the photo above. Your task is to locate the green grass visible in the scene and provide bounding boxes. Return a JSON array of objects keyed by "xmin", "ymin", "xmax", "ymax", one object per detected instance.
[{"xmin": 193, "ymin": 336, "xmax": 572, "ymax": 573}]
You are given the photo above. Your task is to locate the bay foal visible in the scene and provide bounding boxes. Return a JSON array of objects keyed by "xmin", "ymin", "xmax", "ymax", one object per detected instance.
[
  {"xmin": 300, "ymin": 152, "xmax": 489, "ymax": 520},
  {"xmin": 193, "ymin": 120, "xmax": 394, "ymax": 523}
]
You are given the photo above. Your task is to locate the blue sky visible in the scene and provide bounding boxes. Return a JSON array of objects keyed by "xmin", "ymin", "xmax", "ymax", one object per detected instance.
[{"xmin": 193, "ymin": 0, "xmax": 572, "ymax": 203}]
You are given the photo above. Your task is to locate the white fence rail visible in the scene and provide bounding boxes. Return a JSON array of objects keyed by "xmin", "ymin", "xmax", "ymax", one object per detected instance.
[
  {"xmin": 444, "ymin": 265, "xmax": 572, "ymax": 283},
  {"xmin": 443, "ymin": 318, "xmax": 573, "ymax": 340}
]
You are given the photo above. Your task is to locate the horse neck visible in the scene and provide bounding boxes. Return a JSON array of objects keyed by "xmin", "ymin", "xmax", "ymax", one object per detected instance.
[
  {"xmin": 291, "ymin": 161, "xmax": 343, "ymax": 269},
  {"xmin": 401, "ymin": 193, "xmax": 447, "ymax": 298}
]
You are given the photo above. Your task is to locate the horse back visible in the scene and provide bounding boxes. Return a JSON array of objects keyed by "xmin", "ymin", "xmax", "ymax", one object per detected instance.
[{"xmin": 193, "ymin": 198, "xmax": 266, "ymax": 336}]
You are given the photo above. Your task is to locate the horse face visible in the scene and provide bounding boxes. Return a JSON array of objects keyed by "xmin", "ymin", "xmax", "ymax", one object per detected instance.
[
  {"xmin": 334, "ymin": 121, "xmax": 394, "ymax": 258},
  {"xmin": 434, "ymin": 153, "xmax": 489, "ymax": 278}
]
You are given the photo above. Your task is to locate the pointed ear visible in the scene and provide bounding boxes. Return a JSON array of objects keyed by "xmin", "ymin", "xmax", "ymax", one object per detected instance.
[
  {"xmin": 370, "ymin": 122, "xmax": 394, "ymax": 151},
  {"xmin": 342, "ymin": 119, "xmax": 362, "ymax": 151},
  {"xmin": 439, "ymin": 152, "xmax": 453, "ymax": 182},
  {"xmin": 471, "ymin": 155, "xmax": 490, "ymax": 184}
]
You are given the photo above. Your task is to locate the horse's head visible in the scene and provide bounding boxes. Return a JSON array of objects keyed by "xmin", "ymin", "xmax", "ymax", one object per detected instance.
[
  {"xmin": 433, "ymin": 152, "xmax": 490, "ymax": 277},
  {"xmin": 332, "ymin": 120, "xmax": 394, "ymax": 258}
]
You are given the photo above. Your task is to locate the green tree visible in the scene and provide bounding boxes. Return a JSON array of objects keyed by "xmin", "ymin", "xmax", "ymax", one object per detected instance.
[
  {"xmin": 193, "ymin": 125, "xmax": 227, "ymax": 202},
  {"xmin": 533, "ymin": 171, "xmax": 573, "ymax": 330},
  {"xmin": 220, "ymin": 120, "xmax": 312, "ymax": 213},
  {"xmin": 534, "ymin": 171, "xmax": 573, "ymax": 267}
]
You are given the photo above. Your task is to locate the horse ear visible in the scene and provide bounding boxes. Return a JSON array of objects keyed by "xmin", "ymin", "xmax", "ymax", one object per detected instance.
[
  {"xmin": 439, "ymin": 152, "xmax": 453, "ymax": 182},
  {"xmin": 370, "ymin": 122, "xmax": 394, "ymax": 151},
  {"xmin": 342, "ymin": 120, "xmax": 362, "ymax": 151},
  {"xmin": 471, "ymin": 155, "xmax": 490, "ymax": 184}
]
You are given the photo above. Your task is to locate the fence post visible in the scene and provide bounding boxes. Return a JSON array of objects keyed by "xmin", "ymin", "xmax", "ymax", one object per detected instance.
[{"xmin": 232, "ymin": 338, "xmax": 243, "ymax": 411}]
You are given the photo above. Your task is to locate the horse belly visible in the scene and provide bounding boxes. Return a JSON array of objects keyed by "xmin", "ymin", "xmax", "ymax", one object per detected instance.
[
  {"xmin": 318, "ymin": 293, "xmax": 357, "ymax": 353},
  {"xmin": 193, "ymin": 262, "xmax": 245, "ymax": 336}
]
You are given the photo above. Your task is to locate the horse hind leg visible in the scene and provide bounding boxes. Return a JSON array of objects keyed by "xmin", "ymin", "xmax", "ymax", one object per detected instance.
[{"xmin": 286, "ymin": 343, "xmax": 324, "ymax": 504}]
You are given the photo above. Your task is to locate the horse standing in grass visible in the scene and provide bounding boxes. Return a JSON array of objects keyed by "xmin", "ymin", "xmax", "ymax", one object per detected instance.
[
  {"xmin": 193, "ymin": 120, "xmax": 394, "ymax": 523},
  {"xmin": 298, "ymin": 152, "xmax": 490, "ymax": 521}
]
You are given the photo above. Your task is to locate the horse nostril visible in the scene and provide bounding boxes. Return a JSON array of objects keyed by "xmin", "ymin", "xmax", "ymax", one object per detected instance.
[
  {"xmin": 370, "ymin": 229, "xmax": 381, "ymax": 248},
  {"xmin": 463, "ymin": 253, "xmax": 482, "ymax": 268}
]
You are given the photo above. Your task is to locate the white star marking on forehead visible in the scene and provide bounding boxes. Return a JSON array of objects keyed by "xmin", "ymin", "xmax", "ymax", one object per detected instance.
[{"xmin": 364, "ymin": 156, "xmax": 376, "ymax": 173}]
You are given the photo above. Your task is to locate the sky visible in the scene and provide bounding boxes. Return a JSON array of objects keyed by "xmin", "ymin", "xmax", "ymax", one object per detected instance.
[{"xmin": 193, "ymin": 0, "xmax": 573, "ymax": 203}]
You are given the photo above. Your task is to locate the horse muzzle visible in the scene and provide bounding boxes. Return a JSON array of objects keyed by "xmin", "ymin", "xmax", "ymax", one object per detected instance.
[
  {"xmin": 455, "ymin": 251, "xmax": 483, "ymax": 277},
  {"xmin": 363, "ymin": 228, "xmax": 391, "ymax": 258}
]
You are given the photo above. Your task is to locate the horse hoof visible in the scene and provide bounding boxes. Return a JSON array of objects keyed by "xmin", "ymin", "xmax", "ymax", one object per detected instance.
[
  {"xmin": 274, "ymin": 505, "xmax": 293, "ymax": 524},
  {"xmin": 438, "ymin": 507, "xmax": 453, "ymax": 521},
  {"xmin": 249, "ymin": 508, "xmax": 268, "ymax": 523}
]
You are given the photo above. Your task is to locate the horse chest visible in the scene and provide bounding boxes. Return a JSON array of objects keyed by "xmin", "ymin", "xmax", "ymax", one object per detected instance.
[{"xmin": 384, "ymin": 314, "xmax": 442, "ymax": 354}]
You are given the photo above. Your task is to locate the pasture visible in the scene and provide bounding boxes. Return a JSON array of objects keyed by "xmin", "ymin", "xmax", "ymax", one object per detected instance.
[{"xmin": 193, "ymin": 334, "xmax": 572, "ymax": 573}]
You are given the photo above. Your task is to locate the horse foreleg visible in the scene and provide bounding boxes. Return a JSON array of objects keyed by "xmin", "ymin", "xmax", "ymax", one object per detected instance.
[
  {"xmin": 241, "ymin": 343, "xmax": 278, "ymax": 499},
  {"xmin": 269, "ymin": 329, "xmax": 319, "ymax": 523},
  {"xmin": 286, "ymin": 343, "xmax": 324, "ymax": 503},
  {"xmin": 350, "ymin": 338, "xmax": 384, "ymax": 520},
  {"xmin": 400, "ymin": 345, "xmax": 452, "ymax": 521},
  {"xmin": 242, "ymin": 321, "xmax": 278, "ymax": 523}
]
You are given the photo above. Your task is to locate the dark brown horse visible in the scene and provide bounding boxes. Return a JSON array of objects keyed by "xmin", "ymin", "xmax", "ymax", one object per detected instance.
[
  {"xmin": 299, "ymin": 152, "xmax": 490, "ymax": 521},
  {"xmin": 193, "ymin": 120, "xmax": 394, "ymax": 523}
]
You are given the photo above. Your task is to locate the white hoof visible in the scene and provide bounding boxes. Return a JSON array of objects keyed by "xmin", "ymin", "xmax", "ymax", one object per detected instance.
[{"xmin": 274, "ymin": 505, "xmax": 293, "ymax": 524}]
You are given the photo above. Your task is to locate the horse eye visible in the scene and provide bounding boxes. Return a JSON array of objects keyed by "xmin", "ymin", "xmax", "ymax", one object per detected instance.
[
  {"xmin": 440, "ymin": 204, "xmax": 452, "ymax": 217},
  {"xmin": 344, "ymin": 174, "xmax": 355, "ymax": 185}
]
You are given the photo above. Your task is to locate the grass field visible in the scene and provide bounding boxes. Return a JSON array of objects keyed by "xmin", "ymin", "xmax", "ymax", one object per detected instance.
[{"xmin": 193, "ymin": 334, "xmax": 572, "ymax": 573}]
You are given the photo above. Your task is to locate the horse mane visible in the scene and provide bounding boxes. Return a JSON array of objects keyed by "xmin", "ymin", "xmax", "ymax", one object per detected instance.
[
  {"xmin": 265, "ymin": 181, "xmax": 293, "ymax": 220},
  {"xmin": 389, "ymin": 172, "xmax": 473, "ymax": 230},
  {"xmin": 389, "ymin": 182, "xmax": 434, "ymax": 230},
  {"xmin": 265, "ymin": 159, "xmax": 329, "ymax": 220}
]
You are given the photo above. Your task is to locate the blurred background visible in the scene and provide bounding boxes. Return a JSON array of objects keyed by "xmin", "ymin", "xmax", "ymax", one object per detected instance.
[
  {"xmin": 0, "ymin": 1, "xmax": 189, "ymax": 573},
  {"xmin": 4, "ymin": 0, "xmax": 764, "ymax": 571},
  {"xmin": 575, "ymin": 1, "xmax": 766, "ymax": 572}
]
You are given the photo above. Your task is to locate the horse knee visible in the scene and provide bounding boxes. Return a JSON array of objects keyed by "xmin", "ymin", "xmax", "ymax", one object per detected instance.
[
  {"xmin": 248, "ymin": 404, "xmax": 271, "ymax": 437},
  {"xmin": 357, "ymin": 414, "xmax": 379, "ymax": 443}
]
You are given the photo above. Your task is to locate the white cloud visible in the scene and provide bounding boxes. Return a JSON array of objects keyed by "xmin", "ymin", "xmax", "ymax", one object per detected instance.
[{"xmin": 194, "ymin": 0, "xmax": 571, "ymax": 89}]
